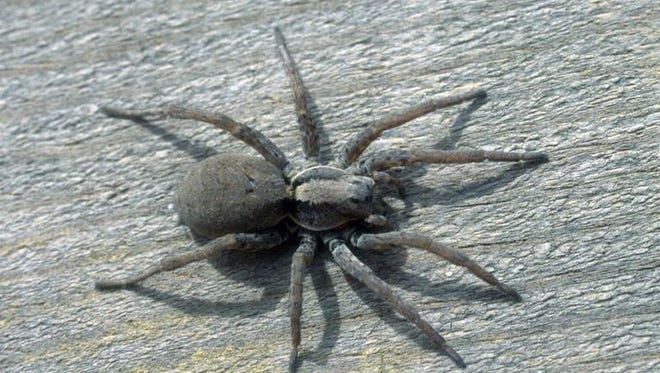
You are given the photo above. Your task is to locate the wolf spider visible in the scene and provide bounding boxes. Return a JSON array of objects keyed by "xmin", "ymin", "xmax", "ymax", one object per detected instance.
[{"xmin": 96, "ymin": 27, "xmax": 547, "ymax": 371}]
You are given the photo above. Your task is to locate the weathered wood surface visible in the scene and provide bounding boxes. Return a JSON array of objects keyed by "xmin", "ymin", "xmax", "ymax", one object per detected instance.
[{"xmin": 1, "ymin": 1, "xmax": 658, "ymax": 372}]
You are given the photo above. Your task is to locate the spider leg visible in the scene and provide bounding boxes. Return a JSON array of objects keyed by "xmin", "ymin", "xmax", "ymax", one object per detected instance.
[
  {"xmin": 322, "ymin": 232, "xmax": 466, "ymax": 368},
  {"xmin": 95, "ymin": 229, "xmax": 288, "ymax": 290},
  {"xmin": 274, "ymin": 27, "xmax": 320, "ymax": 158},
  {"xmin": 372, "ymin": 170, "xmax": 405, "ymax": 196},
  {"xmin": 100, "ymin": 105, "xmax": 289, "ymax": 171},
  {"xmin": 289, "ymin": 231, "xmax": 317, "ymax": 373},
  {"xmin": 362, "ymin": 214, "xmax": 395, "ymax": 231},
  {"xmin": 339, "ymin": 86, "xmax": 486, "ymax": 167},
  {"xmin": 348, "ymin": 230, "xmax": 521, "ymax": 300},
  {"xmin": 350, "ymin": 148, "xmax": 548, "ymax": 174}
]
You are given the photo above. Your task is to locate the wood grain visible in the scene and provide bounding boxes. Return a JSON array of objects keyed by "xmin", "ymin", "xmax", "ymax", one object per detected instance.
[{"xmin": 2, "ymin": 1, "xmax": 658, "ymax": 372}]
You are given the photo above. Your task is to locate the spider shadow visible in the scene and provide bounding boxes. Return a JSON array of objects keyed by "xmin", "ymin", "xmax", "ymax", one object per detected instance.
[
  {"xmin": 361, "ymin": 94, "xmax": 542, "ymax": 298},
  {"xmin": 298, "ymin": 246, "xmax": 514, "ymax": 368},
  {"xmin": 128, "ymin": 117, "xmax": 218, "ymax": 161},
  {"xmin": 108, "ymin": 91, "xmax": 542, "ymax": 364},
  {"xmin": 325, "ymin": 95, "xmax": 533, "ymax": 354},
  {"xmin": 376, "ymin": 95, "xmax": 487, "ymax": 223},
  {"xmin": 382, "ymin": 96, "xmax": 545, "ymax": 221},
  {"xmin": 302, "ymin": 87, "xmax": 333, "ymax": 165},
  {"xmin": 398, "ymin": 161, "xmax": 546, "ymax": 213},
  {"xmin": 298, "ymin": 252, "xmax": 342, "ymax": 367},
  {"xmin": 350, "ymin": 247, "xmax": 517, "ymax": 303},
  {"xmin": 435, "ymin": 93, "xmax": 487, "ymax": 152},
  {"xmin": 342, "ymin": 247, "xmax": 516, "ymax": 355},
  {"xmin": 103, "ymin": 115, "xmax": 293, "ymax": 315},
  {"xmin": 130, "ymin": 239, "xmax": 295, "ymax": 318},
  {"xmin": 127, "ymin": 233, "xmax": 345, "ymax": 365}
]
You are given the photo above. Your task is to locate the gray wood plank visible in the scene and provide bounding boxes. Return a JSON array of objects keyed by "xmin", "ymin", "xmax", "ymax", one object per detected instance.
[{"xmin": 2, "ymin": 1, "xmax": 657, "ymax": 372}]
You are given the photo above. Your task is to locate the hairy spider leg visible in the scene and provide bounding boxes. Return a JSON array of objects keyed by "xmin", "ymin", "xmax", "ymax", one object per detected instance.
[
  {"xmin": 95, "ymin": 229, "xmax": 288, "ymax": 290},
  {"xmin": 371, "ymin": 170, "xmax": 406, "ymax": 196},
  {"xmin": 274, "ymin": 27, "xmax": 320, "ymax": 159},
  {"xmin": 288, "ymin": 231, "xmax": 317, "ymax": 372},
  {"xmin": 101, "ymin": 105, "xmax": 290, "ymax": 171},
  {"xmin": 350, "ymin": 148, "xmax": 548, "ymax": 175},
  {"xmin": 349, "ymin": 230, "xmax": 521, "ymax": 300},
  {"xmin": 322, "ymin": 233, "xmax": 466, "ymax": 368},
  {"xmin": 339, "ymin": 86, "xmax": 487, "ymax": 167}
]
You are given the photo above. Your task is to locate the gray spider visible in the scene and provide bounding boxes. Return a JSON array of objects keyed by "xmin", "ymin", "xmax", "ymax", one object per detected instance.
[{"xmin": 96, "ymin": 27, "xmax": 547, "ymax": 371}]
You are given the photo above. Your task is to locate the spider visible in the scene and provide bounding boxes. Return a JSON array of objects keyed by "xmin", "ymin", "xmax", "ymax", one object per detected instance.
[{"xmin": 96, "ymin": 27, "xmax": 547, "ymax": 371}]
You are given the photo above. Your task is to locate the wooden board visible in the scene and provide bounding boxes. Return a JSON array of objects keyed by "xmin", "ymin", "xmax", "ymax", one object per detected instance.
[{"xmin": 2, "ymin": 1, "xmax": 658, "ymax": 372}]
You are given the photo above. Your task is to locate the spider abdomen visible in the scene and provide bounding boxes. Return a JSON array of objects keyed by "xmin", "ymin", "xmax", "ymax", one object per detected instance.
[{"xmin": 175, "ymin": 153, "xmax": 289, "ymax": 238}]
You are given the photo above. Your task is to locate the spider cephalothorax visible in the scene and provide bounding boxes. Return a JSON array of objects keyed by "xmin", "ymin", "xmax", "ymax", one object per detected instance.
[
  {"xmin": 290, "ymin": 166, "xmax": 375, "ymax": 230},
  {"xmin": 97, "ymin": 27, "xmax": 547, "ymax": 371}
]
